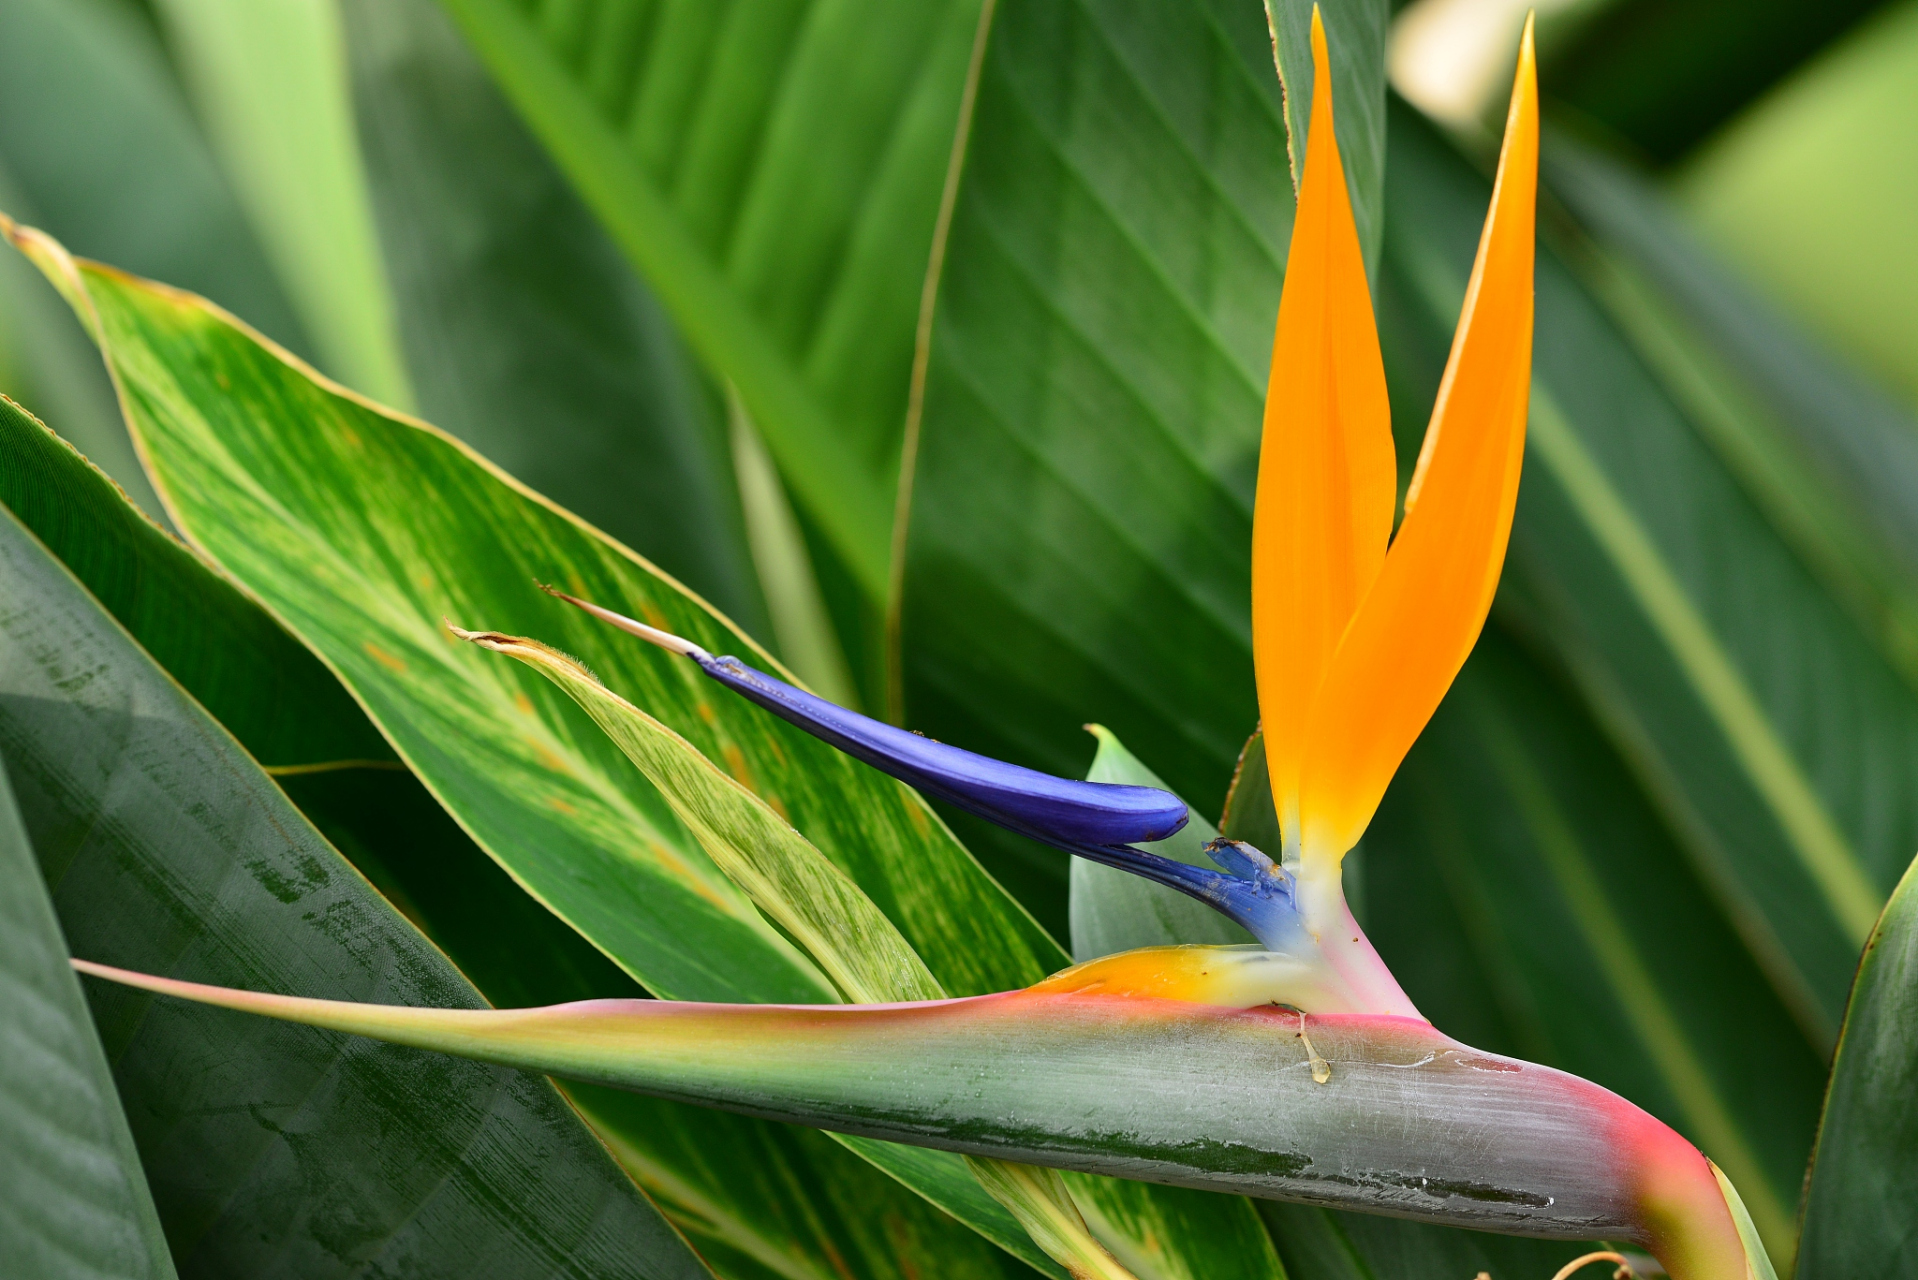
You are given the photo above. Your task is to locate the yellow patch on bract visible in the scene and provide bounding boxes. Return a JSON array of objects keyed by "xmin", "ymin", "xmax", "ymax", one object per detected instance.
[{"xmin": 513, "ymin": 692, "xmax": 536, "ymax": 715}]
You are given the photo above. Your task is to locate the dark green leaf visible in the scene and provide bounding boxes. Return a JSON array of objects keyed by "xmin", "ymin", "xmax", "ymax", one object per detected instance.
[
  {"xmin": 13, "ymin": 227, "xmax": 1085, "ymax": 1267},
  {"xmin": 1795, "ymin": 850, "xmax": 1918, "ymax": 1277},
  {"xmin": 0, "ymin": 387, "xmax": 1031, "ymax": 1280},
  {"xmin": 0, "ymin": 717, "xmax": 175, "ymax": 1280},
  {"xmin": 340, "ymin": 0, "xmax": 768, "ymax": 633},
  {"xmin": 437, "ymin": 0, "xmax": 991, "ymax": 595},
  {"xmin": 0, "ymin": 430, "xmax": 714, "ymax": 1280},
  {"xmin": 902, "ymin": 0, "xmax": 1288, "ymax": 882}
]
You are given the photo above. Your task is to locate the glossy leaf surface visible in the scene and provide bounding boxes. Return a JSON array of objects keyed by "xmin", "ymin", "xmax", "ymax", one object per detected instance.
[
  {"xmin": 902, "ymin": 0, "xmax": 1288, "ymax": 850},
  {"xmin": 341, "ymin": 0, "xmax": 766, "ymax": 631},
  {"xmin": 9, "ymin": 225, "xmax": 1101, "ymax": 1267},
  {"xmin": 1795, "ymin": 849, "xmax": 1918, "ymax": 1277},
  {"xmin": 437, "ymin": 0, "xmax": 990, "ymax": 593},
  {"xmin": 0, "ymin": 725, "xmax": 174, "ymax": 1280},
  {"xmin": 0, "ymin": 453, "xmax": 712, "ymax": 1280},
  {"xmin": 0, "ymin": 394, "xmax": 1022, "ymax": 1280}
]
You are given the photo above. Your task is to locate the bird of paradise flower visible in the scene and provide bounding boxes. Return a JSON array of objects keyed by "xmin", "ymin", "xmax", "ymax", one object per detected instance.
[{"xmin": 72, "ymin": 12, "xmax": 1775, "ymax": 1280}]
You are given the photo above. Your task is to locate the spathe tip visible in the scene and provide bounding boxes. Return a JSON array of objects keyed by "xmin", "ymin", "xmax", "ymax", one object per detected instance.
[{"xmin": 536, "ymin": 583, "xmax": 711, "ymax": 659}]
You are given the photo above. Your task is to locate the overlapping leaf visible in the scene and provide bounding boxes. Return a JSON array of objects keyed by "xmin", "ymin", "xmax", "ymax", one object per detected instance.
[
  {"xmin": 0, "ymin": 734, "xmax": 174, "ymax": 1280},
  {"xmin": 436, "ymin": 0, "xmax": 989, "ymax": 594},
  {"xmin": 1796, "ymin": 850, "xmax": 1918, "ymax": 1277},
  {"xmin": 0, "ymin": 394, "xmax": 1038, "ymax": 1280},
  {"xmin": 0, "ymin": 417, "xmax": 712, "ymax": 1280}
]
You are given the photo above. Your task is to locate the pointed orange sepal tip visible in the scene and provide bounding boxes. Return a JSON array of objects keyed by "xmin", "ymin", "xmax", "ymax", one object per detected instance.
[
  {"xmin": 1251, "ymin": 3, "xmax": 1396, "ymax": 852},
  {"xmin": 1295, "ymin": 16, "xmax": 1537, "ymax": 860}
]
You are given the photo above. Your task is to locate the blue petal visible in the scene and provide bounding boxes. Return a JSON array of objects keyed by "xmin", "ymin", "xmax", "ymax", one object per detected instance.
[{"xmin": 695, "ymin": 653, "xmax": 1188, "ymax": 845}]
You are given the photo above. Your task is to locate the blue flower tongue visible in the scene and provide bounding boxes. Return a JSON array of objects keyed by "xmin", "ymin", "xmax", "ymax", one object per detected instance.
[
  {"xmin": 696, "ymin": 653, "xmax": 1188, "ymax": 845},
  {"xmin": 539, "ymin": 585, "xmax": 1187, "ymax": 847}
]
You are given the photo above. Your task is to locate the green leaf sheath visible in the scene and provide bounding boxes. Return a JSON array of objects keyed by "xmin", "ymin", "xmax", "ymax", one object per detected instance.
[
  {"xmin": 0, "ymin": 460, "xmax": 713, "ymax": 1279},
  {"xmin": 436, "ymin": 0, "xmax": 989, "ymax": 597},
  {"xmin": 68, "ymin": 965, "xmax": 1756, "ymax": 1278},
  {"xmin": 340, "ymin": 0, "xmax": 767, "ymax": 634},
  {"xmin": 1264, "ymin": 0, "xmax": 1388, "ymax": 277},
  {"xmin": 0, "ymin": 718, "xmax": 174, "ymax": 1280},
  {"xmin": 1071, "ymin": 726, "xmax": 1254, "ymax": 961},
  {"xmin": 1796, "ymin": 850, "xmax": 1918, "ymax": 1275},
  {"xmin": 0, "ymin": 399, "xmax": 1025, "ymax": 1280}
]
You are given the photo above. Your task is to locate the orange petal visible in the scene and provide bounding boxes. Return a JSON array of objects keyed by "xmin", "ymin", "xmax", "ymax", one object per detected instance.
[
  {"xmin": 1252, "ymin": 6, "xmax": 1396, "ymax": 850},
  {"xmin": 1297, "ymin": 16, "xmax": 1538, "ymax": 860}
]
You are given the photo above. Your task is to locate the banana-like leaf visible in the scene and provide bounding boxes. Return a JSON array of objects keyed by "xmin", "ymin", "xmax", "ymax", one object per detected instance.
[
  {"xmin": 1265, "ymin": 0, "xmax": 1388, "ymax": 277},
  {"xmin": 150, "ymin": 0, "xmax": 412, "ymax": 407},
  {"xmin": 0, "ymin": 397, "xmax": 1035, "ymax": 1280},
  {"xmin": 0, "ymin": 438, "xmax": 713, "ymax": 1280},
  {"xmin": 1795, "ymin": 850, "xmax": 1918, "ymax": 1276},
  {"xmin": 71, "ymin": 961, "xmax": 1768, "ymax": 1280},
  {"xmin": 901, "ymin": 0, "xmax": 1285, "ymax": 838},
  {"xmin": 339, "ymin": 0, "xmax": 767, "ymax": 635},
  {"xmin": 0, "ymin": 0, "xmax": 308, "ymax": 518},
  {"xmin": 0, "ymin": 721, "xmax": 174, "ymax": 1280},
  {"xmin": 6, "ymin": 223, "xmax": 1092, "ymax": 1268},
  {"xmin": 436, "ymin": 0, "xmax": 990, "ymax": 595},
  {"xmin": 1382, "ymin": 101, "xmax": 1913, "ymax": 1043}
]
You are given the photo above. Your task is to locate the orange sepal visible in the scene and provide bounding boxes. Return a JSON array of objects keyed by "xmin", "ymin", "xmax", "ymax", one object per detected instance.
[
  {"xmin": 1297, "ymin": 16, "xmax": 1538, "ymax": 859},
  {"xmin": 1252, "ymin": 5, "xmax": 1396, "ymax": 849}
]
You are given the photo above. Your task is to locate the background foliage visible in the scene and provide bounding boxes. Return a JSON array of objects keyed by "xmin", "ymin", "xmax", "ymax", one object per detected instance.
[{"xmin": 2, "ymin": 0, "xmax": 1916, "ymax": 1277}]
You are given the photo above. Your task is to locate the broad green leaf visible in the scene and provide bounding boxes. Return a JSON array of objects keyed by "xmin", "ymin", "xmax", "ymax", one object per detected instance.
[
  {"xmin": 0, "ymin": 458, "xmax": 713, "ymax": 1280},
  {"xmin": 11, "ymin": 225, "xmax": 1085, "ymax": 1268},
  {"xmin": 1357, "ymin": 627, "xmax": 1822, "ymax": 1270},
  {"xmin": 338, "ymin": 0, "xmax": 768, "ymax": 634},
  {"xmin": 0, "ymin": 723, "xmax": 175, "ymax": 1280},
  {"xmin": 1070, "ymin": 726, "xmax": 1253, "ymax": 962},
  {"xmin": 1265, "ymin": 0, "xmax": 1388, "ymax": 275},
  {"xmin": 0, "ymin": 369, "xmax": 1042, "ymax": 1280},
  {"xmin": 0, "ymin": 0, "xmax": 309, "ymax": 519},
  {"xmin": 1795, "ymin": 849, "xmax": 1918, "ymax": 1276},
  {"xmin": 1542, "ymin": 132, "xmax": 1918, "ymax": 688},
  {"xmin": 1381, "ymin": 99, "xmax": 1915, "ymax": 1044},
  {"xmin": 901, "ymin": 0, "xmax": 1287, "ymax": 888},
  {"xmin": 436, "ymin": 0, "xmax": 991, "ymax": 595},
  {"xmin": 151, "ymin": 0, "xmax": 412, "ymax": 407}
]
